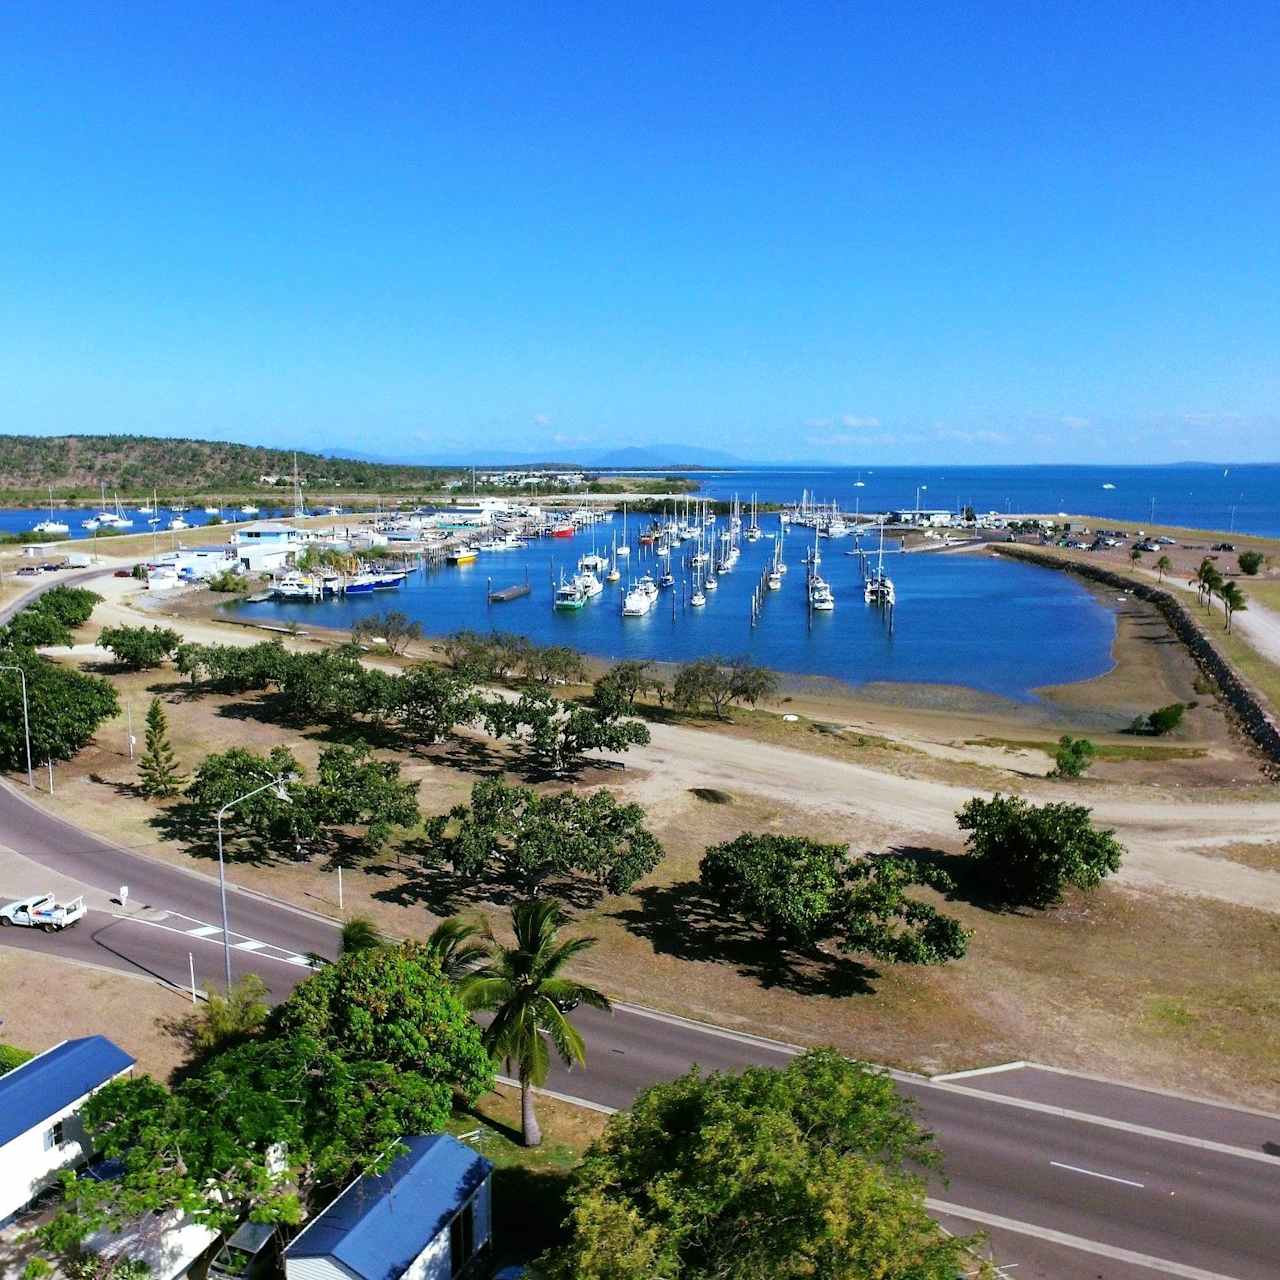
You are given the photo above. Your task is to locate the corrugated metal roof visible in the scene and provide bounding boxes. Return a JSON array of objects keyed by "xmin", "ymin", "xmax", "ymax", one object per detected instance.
[
  {"xmin": 285, "ymin": 1135, "xmax": 491, "ymax": 1280},
  {"xmin": 0, "ymin": 1036, "xmax": 135, "ymax": 1148}
]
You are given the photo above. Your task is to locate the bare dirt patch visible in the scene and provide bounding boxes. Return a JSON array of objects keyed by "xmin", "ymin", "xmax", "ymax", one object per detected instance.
[{"xmin": 0, "ymin": 949, "xmax": 191, "ymax": 1080}]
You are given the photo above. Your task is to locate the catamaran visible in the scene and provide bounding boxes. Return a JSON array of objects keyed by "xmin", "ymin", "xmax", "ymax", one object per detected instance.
[
  {"xmin": 573, "ymin": 561, "xmax": 604, "ymax": 598},
  {"xmin": 622, "ymin": 574, "xmax": 659, "ymax": 616}
]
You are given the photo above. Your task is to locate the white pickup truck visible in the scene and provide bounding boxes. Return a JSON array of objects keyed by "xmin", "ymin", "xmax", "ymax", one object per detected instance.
[{"xmin": 0, "ymin": 893, "xmax": 87, "ymax": 932}]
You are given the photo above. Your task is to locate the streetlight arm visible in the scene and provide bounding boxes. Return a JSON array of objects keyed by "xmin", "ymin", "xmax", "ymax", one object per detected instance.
[
  {"xmin": 216, "ymin": 774, "xmax": 293, "ymax": 823},
  {"xmin": 213, "ymin": 774, "xmax": 293, "ymax": 992}
]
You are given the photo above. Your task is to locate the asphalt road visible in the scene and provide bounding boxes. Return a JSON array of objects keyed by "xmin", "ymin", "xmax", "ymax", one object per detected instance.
[{"xmin": 1, "ymin": 776, "xmax": 1278, "ymax": 1276}]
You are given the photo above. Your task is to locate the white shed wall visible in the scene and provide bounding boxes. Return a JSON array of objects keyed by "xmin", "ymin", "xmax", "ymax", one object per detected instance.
[{"xmin": 0, "ymin": 1101, "xmax": 90, "ymax": 1222}]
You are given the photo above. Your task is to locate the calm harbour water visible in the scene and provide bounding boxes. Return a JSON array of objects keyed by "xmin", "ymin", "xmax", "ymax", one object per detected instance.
[{"xmin": 234, "ymin": 520, "xmax": 1116, "ymax": 702}]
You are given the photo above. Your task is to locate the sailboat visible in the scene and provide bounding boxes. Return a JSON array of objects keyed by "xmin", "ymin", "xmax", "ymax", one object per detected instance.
[
  {"xmin": 606, "ymin": 536, "xmax": 621, "ymax": 582},
  {"xmin": 616, "ymin": 503, "xmax": 631, "ymax": 558},
  {"xmin": 864, "ymin": 523, "xmax": 895, "ymax": 605},
  {"xmin": 744, "ymin": 492, "xmax": 762, "ymax": 542},
  {"xmin": 767, "ymin": 534, "xmax": 784, "ymax": 590},
  {"xmin": 806, "ymin": 531, "xmax": 834, "ymax": 610},
  {"xmin": 292, "ymin": 453, "xmax": 308, "ymax": 518},
  {"xmin": 32, "ymin": 487, "xmax": 69, "ymax": 536}
]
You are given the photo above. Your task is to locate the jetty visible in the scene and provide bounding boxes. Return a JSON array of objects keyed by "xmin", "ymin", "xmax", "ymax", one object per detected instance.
[{"xmin": 488, "ymin": 574, "xmax": 532, "ymax": 604}]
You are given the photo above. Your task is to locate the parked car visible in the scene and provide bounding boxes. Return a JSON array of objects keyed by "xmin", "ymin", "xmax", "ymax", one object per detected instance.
[
  {"xmin": 113, "ymin": 568, "xmax": 132, "ymax": 577},
  {"xmin": 0, "ymin": 893, "xmax": 87, "ymax": 932},
  {"xmin": 1213, "ymin": 542, "xmax": 1236, "ymax": 552},
  {"xmin": 16, "ymin": 566, "xmax": 40, "ymax": 577}
]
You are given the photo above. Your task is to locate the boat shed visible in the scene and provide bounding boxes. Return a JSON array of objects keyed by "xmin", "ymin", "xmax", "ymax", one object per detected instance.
[
  {"xmin": 0, "ymin": 1036, "xmax": 135, "ymax": 1223},
  {"xmin": 284, "ymin": 1134, "xmax": 493, "ymax": 1280}
]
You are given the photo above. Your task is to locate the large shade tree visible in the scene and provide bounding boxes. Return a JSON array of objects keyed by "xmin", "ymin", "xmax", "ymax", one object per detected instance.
[
  {"xmin": 700, "ymin": 834, "xmax": 969, "ymax": 964},
  {"xmin": 540, "ymin": 1049, "xmax": 989, "ymax": 1279},
  {"xmin": 955, "ymin": 793, "xmax": 1124, "ymax": 909}
]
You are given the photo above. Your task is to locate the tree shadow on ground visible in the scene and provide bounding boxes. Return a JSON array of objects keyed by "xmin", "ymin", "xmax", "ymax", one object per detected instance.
[
  {"xmin": 885, "ymin": 844, "xmax": 1028, "ymax": 914},
  {"xmin": 145, "ymin": 678, "xmax": 199, "ymax": 700},
  {"xmin": 147, "ymin": 798, "xmax": 300, "ymax": 867},
  {"xmin": 489, "ymin": 1165, "xmax": 573, "ymax": 1265},
  {"xmin": 368, "ymin": 846, "xmax": 610, "ymax": 918},
  {"xmin": 612, "ymin": 882, "xmax": 879, "ymax": 997},
  {"xmin": 88, "ymin": 771, "xmax": 147, "ymax": 800}
]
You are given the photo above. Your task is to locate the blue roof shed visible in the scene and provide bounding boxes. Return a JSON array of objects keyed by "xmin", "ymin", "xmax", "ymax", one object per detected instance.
[
  {"xmin": 285, "ymin": 1134, "xmax": 493, "ymax": 1280},
  {"xmin": 0, "ymin": 1036, "xmax": 135, "ymax": 1149}
]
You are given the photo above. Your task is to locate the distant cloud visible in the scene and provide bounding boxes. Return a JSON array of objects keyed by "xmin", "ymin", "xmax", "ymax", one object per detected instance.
[
  {"xmin": 1061, "ymin": 415, "xmax": 1090, "ymax": 430},
  {"xmin": 807, "ymin": 429, "xmax": 897, "ymax": 449},
  {"xmin": 841, "ymin": 414, "xmax": 880, "ymax": 429},
  {"xmin": 1181, "ymin": 411, "xmax": 1242, "ymax": 428},
  {"xmin": 933, "ymin": 427, "xmax": 1005, "ymax": 445},
  {"xmin": 532, "ymin": 412, "xmax": 553, "ymax": 427},
  {"xmin": 805, "ymin": 413, "xmax": 879, "ymax": 431},
  {"xmin": 804, "ymin": 417, "xmax": 834, "ymax": 430}
]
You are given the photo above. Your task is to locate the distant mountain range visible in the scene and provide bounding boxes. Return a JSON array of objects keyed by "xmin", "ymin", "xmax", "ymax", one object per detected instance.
[{"xmin": 322, "ymin": 443, "xmax": 746, "ymax": 469}]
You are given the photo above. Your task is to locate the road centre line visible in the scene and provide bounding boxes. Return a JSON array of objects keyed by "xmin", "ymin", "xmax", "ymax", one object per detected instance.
[
  {"xmin": 612, "ymin": 1002, "xmax": 1280, "ymax": 1167},
  {"xmin": 1049, "ymin": 1160, "xmax": 1145, "ymax": 1188},
  {"xmin": 926, "ymin": 1200, "xmax": 1244, "ymax": 1280}
]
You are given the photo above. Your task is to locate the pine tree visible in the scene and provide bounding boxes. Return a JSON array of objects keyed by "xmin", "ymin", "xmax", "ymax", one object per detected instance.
[{"xmin": 138, "ymin": 697, "xmax": 185, "ymax": 798}]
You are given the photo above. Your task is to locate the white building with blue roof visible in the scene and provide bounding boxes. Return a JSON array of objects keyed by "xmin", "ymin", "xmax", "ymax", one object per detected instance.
[
  {"xmin": 284, "ymin": 1134, "xmax": 493, "ymax": 1280},
  {"xmin": 0, "ymin": 1035, "xmax": 135, "ymax": 1222}
]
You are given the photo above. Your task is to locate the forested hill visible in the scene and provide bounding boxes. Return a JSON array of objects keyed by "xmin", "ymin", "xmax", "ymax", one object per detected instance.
[{"xmin": 0, "ymin": 434, "xmax": 451, "ymax": 495}]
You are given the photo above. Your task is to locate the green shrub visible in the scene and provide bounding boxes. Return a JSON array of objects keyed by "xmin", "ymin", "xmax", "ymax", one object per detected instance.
[
  {"xmin": 0, "ymin": 1043, "xmax": 34, "ymax": 1075},
  {"xmin": 208, "ymin": 568, "xmax": 249, "ymax": 593},
  {"xmin": 1238, "ymin": 550, "xmax": 1264, "ymax": 575},
  {"xmin": 1052, "ymin": 735, "xmax": 1096, "ymax": 778},
  {"xmin": 1148, "ymin": 703, "xmax": 1186, "ymax": 735}
]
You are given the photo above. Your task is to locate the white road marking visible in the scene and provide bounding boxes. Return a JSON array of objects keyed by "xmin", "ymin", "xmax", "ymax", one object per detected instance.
[
  {"xmin": 109, "ymin": 913, "xmax": 316, "ymax": 970},
  {"xmin": 913, "ymin": 1077, "xmax": 1280, "ymax": 1167},
  {"xmin": 926, "ymin": 1200, "xmax": 1243, "ymax": 1280},
  {"xmin": 933, "ymin": 1060, "xmax": 1029, "ymax": 1081},
  {"xmin": 1050, "ymin": 1160, "xmax": 1145, "ymax": 1188}
]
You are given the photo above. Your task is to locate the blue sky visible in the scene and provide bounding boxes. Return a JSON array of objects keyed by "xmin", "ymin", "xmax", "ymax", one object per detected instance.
[{"xmin": 2, "ymin": 2, "xmax": 1277, "ymax": 463}]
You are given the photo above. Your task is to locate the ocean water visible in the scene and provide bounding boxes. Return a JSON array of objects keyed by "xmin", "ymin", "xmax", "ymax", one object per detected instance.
[
  {"xmin": 662, "ymin": 464, "xmax": 1280, "ymax": 538},
  {"xmin": 234, "ymin": 521, "xmax": 1116, "ymax": 702}
]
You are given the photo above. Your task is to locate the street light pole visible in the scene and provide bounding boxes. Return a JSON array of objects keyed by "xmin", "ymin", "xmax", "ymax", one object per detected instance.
[
  {"xmin": 214, "ymin": 775, "xmax": 292, "ymax": 991},
  {"xmin": 0, "ymin": 665, "xmax": 34, "ymax": 789}
]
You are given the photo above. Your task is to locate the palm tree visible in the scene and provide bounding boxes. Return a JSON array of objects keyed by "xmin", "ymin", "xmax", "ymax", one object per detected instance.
[
  {"xmin": 1155, "ymin": 554, "xmax": 1172, "ymax": 583},
  {"xmin": 307, "ymin": 913, "xmax": 386, "ymax": 967},
  {"xmin": 1221, "ymin": 581, "xmax": 1248, "ymax": 633},
  {"xmin": 424, "ymin": 915, "xmax": 488, "ymax": 982},
  {"xmin": 1129, "ymin": 547, "xmax": 1143, "ymax": 566},
  {"xmin": 463, "ymin": 898, "xmax": 611, "ymax": 1147},
  {"xmin": 1203, "ymin": 566, "xmax": 1224, "ymax": 612}
]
